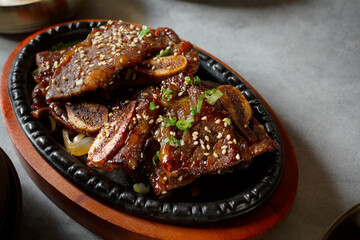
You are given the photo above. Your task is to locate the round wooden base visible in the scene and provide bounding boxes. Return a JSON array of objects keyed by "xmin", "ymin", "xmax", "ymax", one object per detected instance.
[{"xmin": 0, "ymin": 20, "xmax": 298, "ymax": 240}]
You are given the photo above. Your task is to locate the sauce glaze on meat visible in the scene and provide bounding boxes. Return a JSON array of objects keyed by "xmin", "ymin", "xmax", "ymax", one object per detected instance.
[{"xmin": 31, "ymin": 20, "xmax": 279, "ymax": 195}]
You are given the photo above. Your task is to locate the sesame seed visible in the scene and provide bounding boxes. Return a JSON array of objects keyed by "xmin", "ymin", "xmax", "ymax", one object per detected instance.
[
  {"xmin": 236, "ymin": 154, "xmax": 240, "ymax": 160},
  {"xmin": 178, "ymin": 175, "xmax": 183, "ymax": 181},
  {"xmin": 162, "ymin": 191, "xmax": 167, "ymax": 195},
  {"xmin": 124, "ymin": 100, "xmax": 130, "ymax": 103},
  {"xmin": 193, "ymin": 131, "xmax": 199, "ymax": 136},
  {"xmin": 217, "ymin": 170, "xmax": 221, "ymax": 174},
  {"xmin": 178, "ymin": 92, "xmax": 184, "ymax": 97},
  {"xmin": 66, "ymin": 102, "xmax": 71, "ymax": 106},
  {"xmin": 213, "ymin": 152, "xmax": 219, "ymax": 158},
  {"xmin": 233, "ymin": 139, "xmax": 237, "ymax": 144},
  {"xmin": 200, "ymin": 139, "xmax": 204, "ymax": 145},
  {"xmin": 201, "ymin": 116, "xmax": 207, "ymax": 121},
  {"xmin": 194, "ymin": 57, "xmax": 198, "ymax": 61},
  {"xmin": 201, "ymin": 144, "xmax": 205, "ymax": 150},
  {"xmin": 203, "ymin": 153, "xmax": 209, "ymax": 156},
  {"xmin": 205, "ymin": 126, "xmax": 211, "ymax": 133},
  {"xmin": 221, "ymin": 145, "xmax": 227, "ymax": 149},
  {"xmin": 205, "ymin": 136, "xmax": 210, "ymax": 141},
  {"xmin": 115, "ymin": 125, "xmax": 119, "ymax": 131},
  {"xmin": 215, "ymin": 119, "xmax": 221, "ymax": 124},
  {"xmin": 222, "ymin": 149, "xmax": 226, "ymax": 155},
  {"xmin": 206, "ymin": 144, "xmax": 210, "ymax": 150},
  {"xmin": 75, "ymin": 80, "xmax": 83, "ymax": 86},
  {"xmin": 56, "ymin": 87, "xmax": 61, "ymax": 93},
  {"xmin": 45, "ymin": 86, "xmax": 50, "ymax": 91},
  {"xmin": 108, "ymin": 112, "xmax": 113, "ymax": 118},
  {"xmin": 226, "ymin": 134, "xmax": 231, "ymax": 140},
  {"xmin": 149, "ymin": 119, "xmax": 154, "ymax": 124},
  {"xmin": 194, "ymin": 141, "xmax": 199, "ymax": 145},
  {"xmin": 227, "ymin": 141, "xmax": 233, "ymax": 144},
  {"xmin": 140, "ymin": 152, "xmax": 144, "ymax": 158}
]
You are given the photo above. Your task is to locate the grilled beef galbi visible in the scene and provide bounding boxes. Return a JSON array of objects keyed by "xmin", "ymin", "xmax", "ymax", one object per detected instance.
[{"xmin": 31, "ymin": 21, "xmax": 279, "ymax": 195}]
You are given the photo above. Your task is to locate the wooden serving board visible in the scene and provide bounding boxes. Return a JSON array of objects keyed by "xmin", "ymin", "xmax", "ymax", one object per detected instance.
[{"xmin": 0, "ymin": 20, "xmax": 298, "ymax": 240}]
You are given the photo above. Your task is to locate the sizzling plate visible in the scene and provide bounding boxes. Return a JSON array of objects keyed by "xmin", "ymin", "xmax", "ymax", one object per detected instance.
[{"xmin": 8, "ymin": 20, "xmax": 283, "ymax": 224}]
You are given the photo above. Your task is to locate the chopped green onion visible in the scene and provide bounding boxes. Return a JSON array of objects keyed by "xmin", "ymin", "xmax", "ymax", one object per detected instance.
[
  {"xmin": 197, "ymin": 92, "xmax": 205, "ymax": 113},
  {"xmin": 194, "ymin": 76, "xmax": 201, "ymax": 84},
  {"xmin": 160, "ymin": 138, "xmax": 169, "ymax": 146},
  {"xmin": 190, "ymin": 106, "xmax": 198, "ymax": 116},
  {"xmin": 149, "ymin": 101, "xmax": 156, "ymax": 110},
  {"xmin": 223, "ymin": 118, "xmax": 231, "ymax": 126},
  {"xmin": 163, "ymin": 116, "xmax": 177, "ymax": 127},
  {"xmin": 133, "ymin": 183, "xmax": 150, "ymax": 194},
  {"xmin": 176, "ymin": 119, "xmax": 192, "ymax": 130},
  {"xmin": 168, "ymin": 136, "xmax": 179, "ymax": 146},
  {"xmin": 156, "ymin": 48, "xmax": 171, "ymax": 57},
  {"xmin": 162, "ymin": 89, "xmax": 175, "ymax": 101},
  {"xmin": 32, "ymin": 68, "xmax": 39, "ymax": 76},
  {"xmin": 162, "ymin": 137, "xmax": 184, "ymax": 147},
  {"xmin": 184, "ymin": 76, "xmax": 192, "ymax": 85},
  {"xmin": 152, "ymin": 151, "xmax": 160, "ymax": 166},
  {"xmin": 138, "ymin": 25, "xmax": 150, "ymax": 38},
  {"xmin": 205, "ymin": 89, "xmax": 223, "ymax": 105}
]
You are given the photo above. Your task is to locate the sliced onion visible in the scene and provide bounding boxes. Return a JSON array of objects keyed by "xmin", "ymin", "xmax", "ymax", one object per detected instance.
[
  {"xmin": 62, "ymin": 129, "xmax": 94, "ymax": 156},
  {"xmin": 49, "ymin": 116, "xmax": 56, "ymax": 133}
]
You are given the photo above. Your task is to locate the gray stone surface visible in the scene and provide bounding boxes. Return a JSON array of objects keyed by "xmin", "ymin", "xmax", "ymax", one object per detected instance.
[{"xmin": 0, "ymin": 0, "xmax": 359, "ymax": 239}]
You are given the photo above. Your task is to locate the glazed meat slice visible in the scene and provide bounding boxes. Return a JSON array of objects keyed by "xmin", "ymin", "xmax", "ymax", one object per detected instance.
[
  {"xmin": 31, "ymin": 48, "xmax": 72, "ymax": 117},
  {"xmin": 104, "ymin": 29, "xmax": 200, "ymax": 89},
  {"xmin": 147, "ymin": 84, "xmax": 279, "ymax": 194},
  {"xmin": 45, "ymin": 21, "xmax": 172, "ymax": 102},
  {"xmin": 88, "ymin": 87, "xmax": 161, "ymax": 172}
]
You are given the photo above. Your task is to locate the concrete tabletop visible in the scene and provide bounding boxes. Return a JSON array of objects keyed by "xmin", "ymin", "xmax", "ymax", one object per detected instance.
[{"xmin": 1, "ymin": 0, "xmax": 359, "ymax": 239}]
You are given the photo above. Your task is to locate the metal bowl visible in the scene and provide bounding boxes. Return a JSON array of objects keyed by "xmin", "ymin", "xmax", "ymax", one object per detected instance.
[
  {"xmin": 322, "ymin": 203, "xmax": 360, "ymax": 239},
  {"xmin": 0, "ymin": 0, "xmax": 87, "ymax": 34}
]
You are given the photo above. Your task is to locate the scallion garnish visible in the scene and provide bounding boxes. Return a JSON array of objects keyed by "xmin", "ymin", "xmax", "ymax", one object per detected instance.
[
  {"xmin": 133, "ymin": 183, "xmax": 150, "ymax": 194},
  {"xmin": 168, "ymin": 136, "xmax": 184, "ymax": 147},
  {"xmin": 223, "ymin": 118, "xmax": 231, "ymax": 126},
  {"xmin": 196, "ymin": 92, "xmax": 205, "ymax": 113},
  {"xmin": 152, "ymin": 151, "xmax": 160, "ymax": 166},
  {"xmin": 138, "ymin": 25, "xmax": 150, "ymax": 38},
  {"xmin": 160, "ymin": 138, "xmax": 169, "ymax": 146},
  {"xmin": 194, "ymin": 76, "xmax": 201, "ymax": 84},
  {"xmin": 149, "ymin": 101, "xmax": 156, "ymax": 110},
  {"xmin": 163, "ymin": 116, "xmax": 177, "ymax": 127},
  {"xmin": 205, "ymin": 89, "xmax": 223, "ymax": 105},
  {"xmin": 184, "ymin": 76, "xmax": 192, "ymax": 85},
  {"xmin": 32, "ymin": 68, "xmax": 39, "ymax": 76},
  {"xmin": 157, "ymin": 48, "xmax": 171, "ymax": 57},
  {"xmin": 161, "ymin": 89, "xmax": 175, "ymax": 101},
  {"xmin": 176, "ymin": 118, "xmax": 192, "ymax": 130}
]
